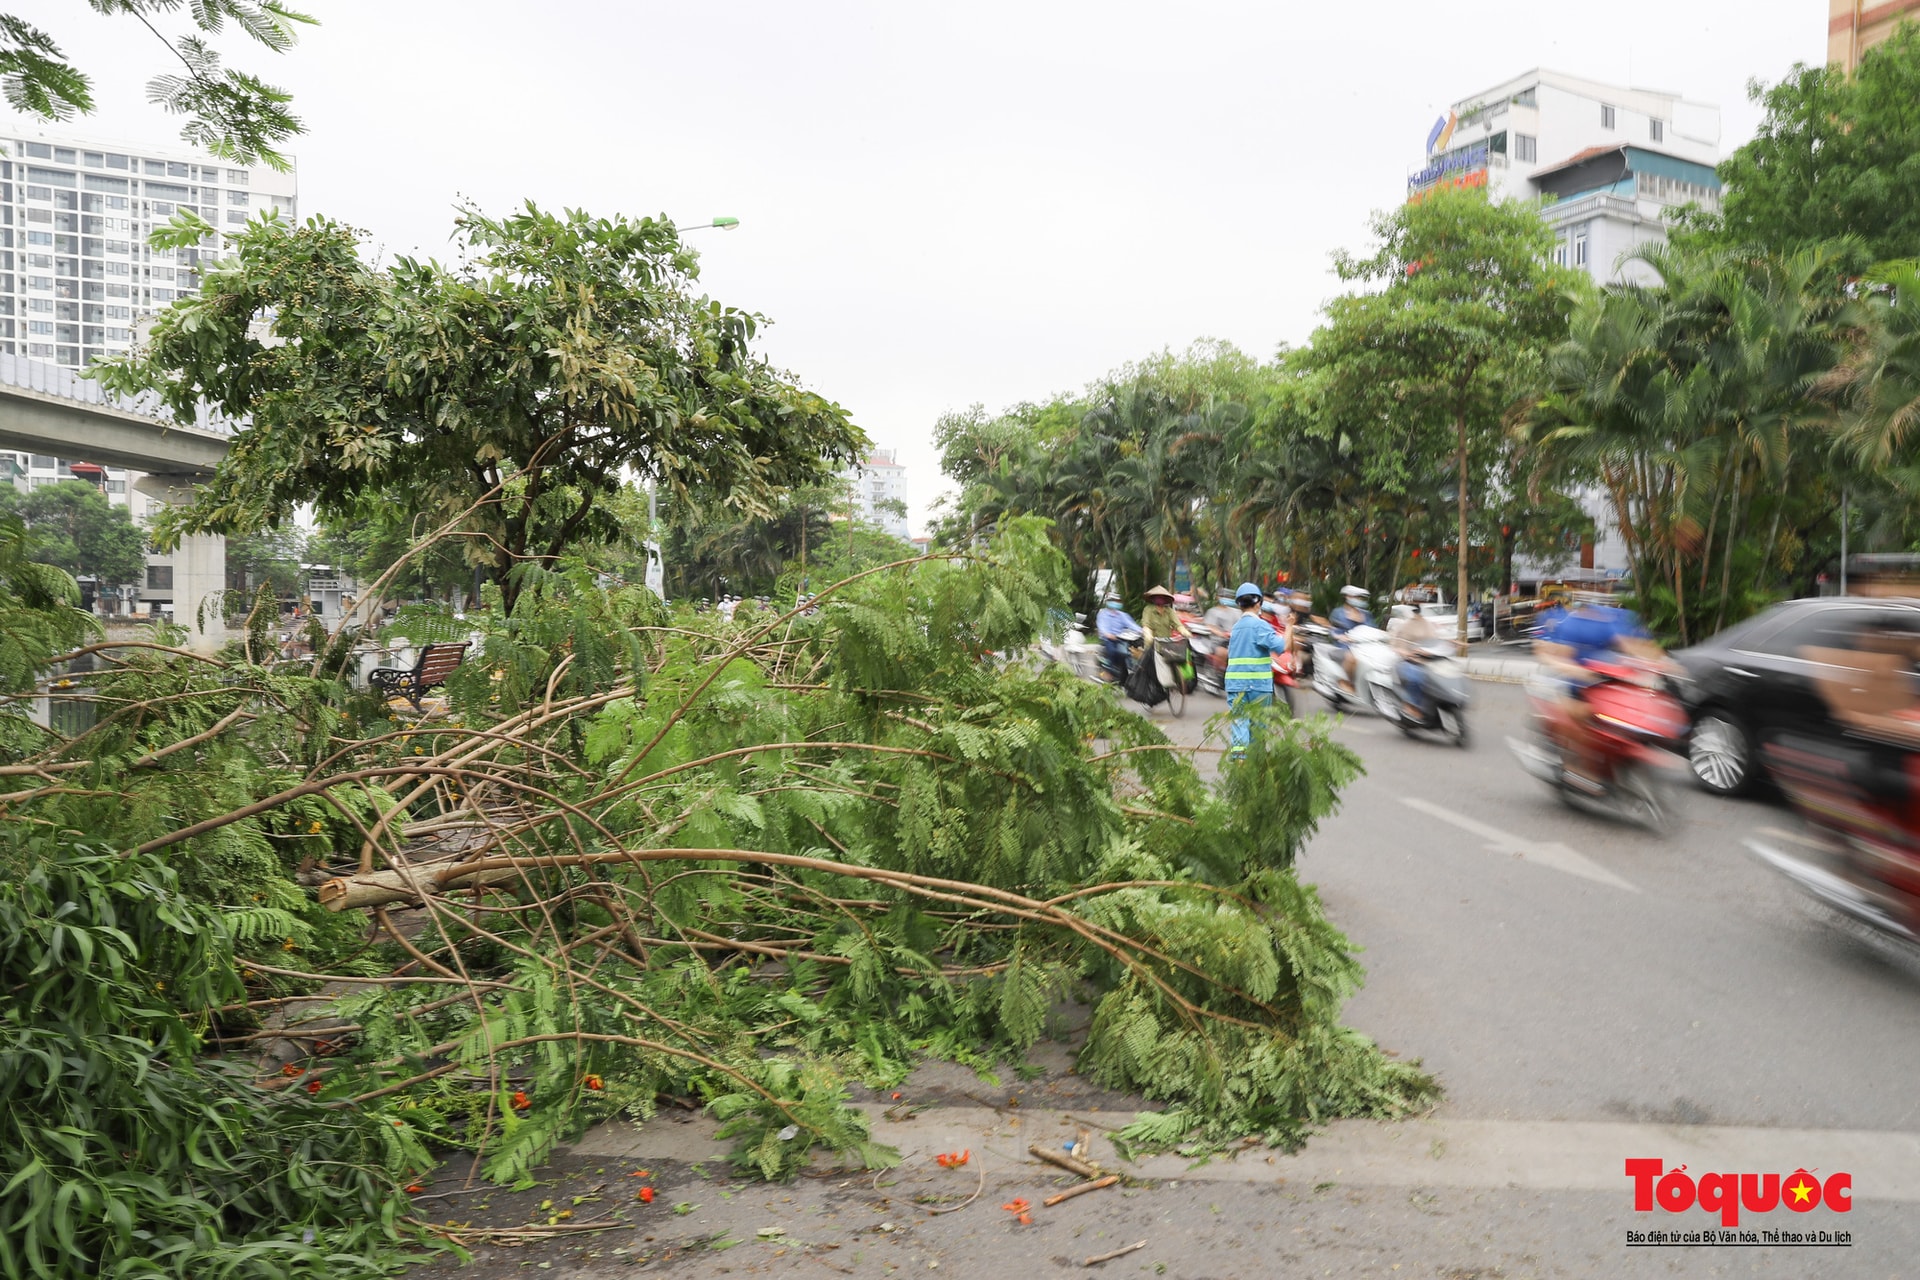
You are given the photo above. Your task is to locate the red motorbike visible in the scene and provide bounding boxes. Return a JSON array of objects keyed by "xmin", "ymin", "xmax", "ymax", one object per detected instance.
[
  {"xmin": 1509, "ymin": 657, "xmax": 1690, "ymax": 828},
  {"xmin": 1264, "ymin": 603, "xmax": 1298, "ymax": 713},
  {"xmin": 1749, "ymin": 731, "xmax": 1920, "ymax": 950}
]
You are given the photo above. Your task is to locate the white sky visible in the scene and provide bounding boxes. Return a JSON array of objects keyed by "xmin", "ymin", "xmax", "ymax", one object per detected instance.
[{"xmin": 27, "ymin": 0, "xmax": 1825, "ymax": 533}]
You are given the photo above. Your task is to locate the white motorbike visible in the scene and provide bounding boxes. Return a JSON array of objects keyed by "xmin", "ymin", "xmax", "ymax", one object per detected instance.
[{"xmin": 1309, "ymin": 624, "xmax": 1402, "ymax": 717}]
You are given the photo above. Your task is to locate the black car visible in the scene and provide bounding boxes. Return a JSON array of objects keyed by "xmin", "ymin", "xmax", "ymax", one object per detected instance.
[{"xmin": 1671, "ymin": 596, "xmax": 1920, "ymax": 796}]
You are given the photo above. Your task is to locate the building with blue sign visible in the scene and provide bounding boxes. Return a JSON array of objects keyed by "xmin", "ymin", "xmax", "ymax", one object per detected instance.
[{"xmin": 1409, "ymin": 69, "xmax": 1721, "ymax": 285}]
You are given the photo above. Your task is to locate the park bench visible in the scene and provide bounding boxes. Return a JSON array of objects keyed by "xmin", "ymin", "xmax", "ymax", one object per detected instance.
[{"xmin": 369, "ymin": 641, "xmax": 470, "ymax": 711}]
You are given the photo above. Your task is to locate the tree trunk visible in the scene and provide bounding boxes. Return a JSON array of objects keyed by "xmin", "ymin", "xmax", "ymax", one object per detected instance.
[
  {"xmin": 1456, "ymin": 409, "xmax": 1469, "ymax": 650},
  {"xmin": 1713, "ymin": 464, "xmax": 1745, "ymax": 635}
]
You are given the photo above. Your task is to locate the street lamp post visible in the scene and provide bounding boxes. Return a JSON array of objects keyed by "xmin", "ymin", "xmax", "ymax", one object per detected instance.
[{"xmin": 642, "ymin": 217, "xmax": 739, "ymax": 602}]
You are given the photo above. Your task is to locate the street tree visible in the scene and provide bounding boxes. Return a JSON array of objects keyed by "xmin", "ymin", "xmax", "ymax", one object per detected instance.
[
  {"xmin": 98, "ymin": 204, "xmax": 866, "ymax": 616},
  {"xmin": 0, "ymin": 478, "xmax": 145, "ymax": 586},
  {"xmin": 1308, "ymin": 186, "xmax": 1583, "ymax": 643},
  {"xmin": 1526, "ymin": 245, "xmax": 1857, "ymax": 640},
  {"xmin": 1, "ymin": 1, "xmax": 310, "ymax": 168},
  {"xmin": 1685, "ymin": 25, "xmax": 1920, "ymax": 263}
]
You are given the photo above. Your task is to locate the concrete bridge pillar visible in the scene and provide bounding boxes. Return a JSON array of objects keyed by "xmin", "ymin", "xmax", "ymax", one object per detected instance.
[{"xmin": 134, "ymin": 475, "xmax": 227, "ymax": 654}]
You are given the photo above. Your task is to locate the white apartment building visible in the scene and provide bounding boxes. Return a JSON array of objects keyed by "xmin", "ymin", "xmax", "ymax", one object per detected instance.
[
  {"xmin": 1, "ymin": 125, "xmax": 296, "ymax": 622},
  {"xmin": 841, "ymin": 448, "xmax": 911, "ymax": 540},
  {"xmin": 1409, "ymin": 70, "xmax": 1721, "ymax": 285},
  {"xmin": 1, "ymin": 122, "xmax": 298, "ymax": 368}
]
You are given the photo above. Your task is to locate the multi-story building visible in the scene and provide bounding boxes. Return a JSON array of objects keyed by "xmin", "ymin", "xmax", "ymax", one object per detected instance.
[
  {"xmin": 1, "ymin": 126, "xmax": 294, "ymax": 625},
  {"xmin": 1410, "ymin": 71, "xmax": 1724, "ymax": 587},
  {"xmin": 841, "ymin": 448, "xmax": 911, "ymax": 540},
  {"xmin": 1, "ymin": 123, "xmax": 297, "ymax": 368},
  {"xmin": 1409, "ymin": 70, "xmax": 1721, "ymax": 285},
  {"xmin": 1829, "ymin": 0, "xmax": 1920, "ymax": 71}
]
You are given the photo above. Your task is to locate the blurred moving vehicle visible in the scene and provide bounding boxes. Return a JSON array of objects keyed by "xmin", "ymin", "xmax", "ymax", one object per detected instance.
[
  {"xmin": 1670, "ymin": 597, "xmax": 1920, "ymax": 796},
  {"xmin": 1395, "ymin": 585, "xmax": 1484, "ymax": 643},
  {"xmin": 1376, "ymin": 635, "xmax": 1471, "ymax": 747},
  {"xmin": 1510, "ymin": 655, "xmax": 1691, "ymax": 828},
  {"xmin": 1748, "ymin": 643, "xmax": 1920, "ymax": 949},
  {"xmin": 1307, "ymin": 623, "xmax": 1399, "ymax": 716}
]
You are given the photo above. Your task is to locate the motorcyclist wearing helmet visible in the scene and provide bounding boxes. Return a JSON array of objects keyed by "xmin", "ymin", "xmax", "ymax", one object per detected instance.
[
  {"xmin": 1533, "ymin": 590, "xmax": 1671, "ymax": 779},
  {"xmin": 1330, "ymin": 585, "xmax": 1374, "ymax": 692},
  {"xmin": 1096, "ymin": 592, "xmax": 1139, "ymax": 683},
  {"xmin": 1226, "ymin": 581, "xmax": 1289, "ymax": 757}
]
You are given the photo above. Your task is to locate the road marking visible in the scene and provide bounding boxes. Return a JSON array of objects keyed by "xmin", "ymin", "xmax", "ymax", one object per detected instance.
[{"xmin": 1399, "ymin": 795, "xmax": 1638, "ymax": 892}]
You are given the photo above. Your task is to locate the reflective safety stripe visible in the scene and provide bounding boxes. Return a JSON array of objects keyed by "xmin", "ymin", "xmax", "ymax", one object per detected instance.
[{"xmin": 1227, "ymin": 657, "xmax": 1272, "ymax": 670}]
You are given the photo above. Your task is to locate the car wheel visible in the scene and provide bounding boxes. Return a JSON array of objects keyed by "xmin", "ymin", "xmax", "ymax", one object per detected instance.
[{"xmin": 1690, "ymin": 712, "xmax": 1753, "ymax": 796}]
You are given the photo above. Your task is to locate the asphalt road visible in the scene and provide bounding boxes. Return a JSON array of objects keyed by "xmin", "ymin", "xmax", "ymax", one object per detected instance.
[
  {"xmin": 1169, "ymin": 679, "xmax": 1920, "ymax": 1136},
  {"xmin": 418, "ymin": 674, "xmax": 1920, "ymax": 1279}
]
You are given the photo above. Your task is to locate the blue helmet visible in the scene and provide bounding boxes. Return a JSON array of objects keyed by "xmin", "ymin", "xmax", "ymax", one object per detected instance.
[{"xmin": 1235, "ymin": 582, "xmax": 1262, "ymax": 599}]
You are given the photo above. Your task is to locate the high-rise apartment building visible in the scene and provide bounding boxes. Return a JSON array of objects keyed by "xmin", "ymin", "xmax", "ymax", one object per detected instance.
[
  {"xmin": 1, "ymin": 123, "xmax": 297, "ymax": 370},
  {"xmin": 1829, "ymin": 0, "xmax": 1920, "ymax": 71},
  {"xmin": 1409, "ymin": 70, "xmax": 1721, "ymax": 285},
  {"xmin": 841, "ymin": 448, "xmax": 911, "ymax": 540}
]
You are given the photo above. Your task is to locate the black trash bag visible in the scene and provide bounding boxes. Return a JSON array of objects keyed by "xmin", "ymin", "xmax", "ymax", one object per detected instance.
[{"xmin": 1124, "ymin": 650, "xmax": 1169, "ymax": 707}]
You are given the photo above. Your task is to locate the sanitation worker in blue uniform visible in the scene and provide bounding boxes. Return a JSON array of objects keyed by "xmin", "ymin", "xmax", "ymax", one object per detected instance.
[{"xmin": 1225, "ymin": 581, "xmax": 1287, "ymax": 758}]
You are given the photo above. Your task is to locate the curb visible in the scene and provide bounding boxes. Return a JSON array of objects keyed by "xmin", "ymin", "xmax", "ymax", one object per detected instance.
[{"xmin": 1463, "ymin": 657, "xmax": 1538, "ymax": 684}]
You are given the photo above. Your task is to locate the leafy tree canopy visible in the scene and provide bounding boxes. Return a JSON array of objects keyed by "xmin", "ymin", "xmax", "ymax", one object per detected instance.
[
  {"xmin": 1305, "ymin": 186, "xmax": 1585, "ymax": 636},
  {"xmin": 0, "ymin": 1, "xmax": 310, "ymax": 168},
  {"xmin": 1687, "ymin": 24, "xmax": 1920, "ymax": 262},
  {"xmin": 99, "ymin": 204, "xmax": 866, "ymax": 614},
  {"xmin": 0, "ymin": 478, "xmax": 145, "ymax": 586}
]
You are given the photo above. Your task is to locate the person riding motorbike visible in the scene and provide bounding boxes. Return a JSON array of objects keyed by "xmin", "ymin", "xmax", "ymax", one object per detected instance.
[
  {"xmin": 1330, "ymin": 585, "xmax": 1375, "ymax": 692},
  {"xmin": 1532, "ymin": 592, "xmax": 1672, "ymax": 780},
  {"xmin": 1202, "ymin": 591, "xmax": 1240, "ymax": 636},
  {"xmin": 1096, "ymin": 592, "xmax": 1139, "ymax": 683},
  {"xmin": 1388, "ymin": 603, "xmax": 1443, "ymax": 718},
  {"xmin": 1141, "ymin": 585, "xmax": 1185, "ymax": 644},
  {"xmin": 1225, "ymin": 582, "xmax": 1289, "ymax": 757}
]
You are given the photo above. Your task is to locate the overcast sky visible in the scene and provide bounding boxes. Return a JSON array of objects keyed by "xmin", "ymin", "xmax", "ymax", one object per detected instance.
[{"xmin": 27, "ymin": 0, "xmax": 1825, "ymax": 532}]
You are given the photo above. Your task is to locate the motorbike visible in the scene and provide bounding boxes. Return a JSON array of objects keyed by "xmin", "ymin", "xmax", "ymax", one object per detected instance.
[
  {"xmin": 1307, "ymin": 624, "xmax": 1401, "ymax": 717},
  {"xmin": 1185, "ymin": 626, "xmax": 1227, "ymax": 696},
  {"xmin": 1507, "ymin": 657, "xmax": 1690, "ymax": 829},
  {"xmin": 1372, "ymin": 638, "xmax": 1471, "ymax": 747},
  {"xmin": 1746, "ymin": 730, "xmax": 1920, "ymax": 953},
  {"xmin": 1260, "ymin": 605, "xmax": 1299, "ymax": 714}
]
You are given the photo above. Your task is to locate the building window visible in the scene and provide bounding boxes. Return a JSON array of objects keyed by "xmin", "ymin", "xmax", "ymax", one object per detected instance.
[
  {"xmin": 1514, "ymin": 133, "xmax": 1537, "ymax": 164},
  {"xmin": 1601, "ymin": 104, "xmax": 1615, "ymax": 129},
  {"xmin": 1650, "ymin": 119, "xmax": 1664, "ymax": 143},
  {"xmin": 146, "ymin": 564, "xmax": 174, "ymax": 590},
  {"xmin": 1574, "ymin": 234, "xmax": 1589, "ymax": 267}
]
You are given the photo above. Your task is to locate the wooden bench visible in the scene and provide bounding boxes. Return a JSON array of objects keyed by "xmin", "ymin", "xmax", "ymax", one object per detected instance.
[{"xmin": 369, "ymin": 642, "xmax": 470, "ymax": 711}]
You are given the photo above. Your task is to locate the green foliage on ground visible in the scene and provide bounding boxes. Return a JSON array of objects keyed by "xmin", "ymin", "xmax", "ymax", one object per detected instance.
[{"xmin": 0, "ymin": 830, "xmax": 429, "ymax": 1278}]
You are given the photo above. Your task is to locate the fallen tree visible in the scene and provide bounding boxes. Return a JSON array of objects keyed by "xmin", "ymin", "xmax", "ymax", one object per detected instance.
[{"xmin": 1, "ymin": 516, "xmax": 1434, "ymax": 1275}]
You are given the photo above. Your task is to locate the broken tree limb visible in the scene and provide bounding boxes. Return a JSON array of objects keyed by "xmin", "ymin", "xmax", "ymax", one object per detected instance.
[
  {"xmin": 1043, "ymin": 1175, "xmax": 1117, "ymax": 1207},
  {"xmin": 1083, "ymin": 1240, "xmax": 1146, "ymax": 1266},
  {"xmin": 1028, "ymin": 1143, "xmax": 1100, "ymax": 1178},
  {"xmin": 317, "ymin": 861, "xmax": 524, "ymax": 910}
]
